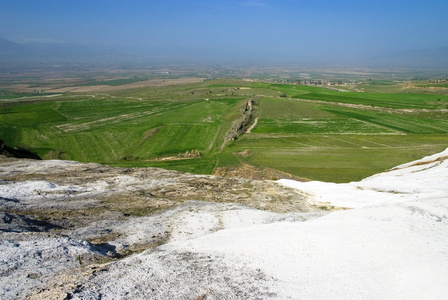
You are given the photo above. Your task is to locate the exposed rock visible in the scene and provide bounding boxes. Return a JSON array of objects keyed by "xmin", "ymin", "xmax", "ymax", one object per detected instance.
[
  {"xmin": 214, "ymin": 163, "xmax": 311, "ymax": 181},
  {"xmin": 0, "ymin": 212, "xmax": 60, "ymax": 233},
  {"xmin": 0, "ymin": 233, "xmax": 110, "ymax": 300},
  {"xmin": 0, "ymin": 155, "xmax": 319, "ymax": 299},
  {"xmin": 221, "ymin": 98, "xmax": 257, "ymax": 149},
  {"xmin": 4, "ymin": 149, "xmax": 445, "ymax": 299}
]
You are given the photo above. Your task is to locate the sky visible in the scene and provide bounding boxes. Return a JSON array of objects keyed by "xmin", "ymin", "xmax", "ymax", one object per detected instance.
[{"xmin": 1, "ymin": 0, "xmax": 448, "ymax": 65}]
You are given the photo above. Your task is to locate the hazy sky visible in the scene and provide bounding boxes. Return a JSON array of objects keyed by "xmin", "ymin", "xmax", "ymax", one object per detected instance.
[{"xmin": 1, "ymin": 0, "xmax": 448, "ymax": 64}]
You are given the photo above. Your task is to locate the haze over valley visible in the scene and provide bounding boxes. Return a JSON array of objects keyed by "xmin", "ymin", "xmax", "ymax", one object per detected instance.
[{"xmin": 1, "ymin": 0, "xmax": 448, "ymax": 67}]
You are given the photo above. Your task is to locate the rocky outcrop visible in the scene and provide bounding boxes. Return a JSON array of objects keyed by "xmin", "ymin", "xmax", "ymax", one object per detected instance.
[
  {"xmin": 2, "ymin": 148, "xmax": 448, "ymax": 299},
  {"xmin": 0, "ymin": 156, "xmax": 318, "ymax": 299},
  {"xmin": 221, "ymin": 98, "xmax": 257, "ymax": 149}
]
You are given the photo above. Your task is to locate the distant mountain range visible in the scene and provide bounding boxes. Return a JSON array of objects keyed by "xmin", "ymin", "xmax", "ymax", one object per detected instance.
[
  {"xmin": 0, "ymin": 37, "xmax": 130, "ymax": 63},
  {"xmin": 0, "ymin": 37, "xmax": 29, "ymax": 57},
  {"xmin": 1, "ymin": 36, "xmax": 448, "ymax": 68}
]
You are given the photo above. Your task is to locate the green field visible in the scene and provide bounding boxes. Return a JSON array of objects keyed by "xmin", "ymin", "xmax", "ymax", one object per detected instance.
[
  {"xmin": 263, "ymin": 84, "xmax": 448, "ymax": 109},
  {"xmin": 416, "ymin": 83, "xmax": 448, "ymax": 88},
  {"xmin": 85, "ymin": 76, "xmax": 149, "ymax": 86},
  {"xmin": 1, "ymin": 78, "xmax": 447, "ymax": 182},
  {"xmin": 0, "ymin": 91, "xmax": 244, "ymax": 174}
]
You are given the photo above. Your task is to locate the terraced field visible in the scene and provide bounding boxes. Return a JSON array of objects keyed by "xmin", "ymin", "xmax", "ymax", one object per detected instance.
[
  {"xmin": 1, "ymin": 78, "xmax": 447, "ymax": 182},
  {"xmin": 216, "ymin": 82, "xmax": 448, "ymax": 181},
  {"xmin": 266, "ymin": 83, "xmax": 448, "ymax": 109}
]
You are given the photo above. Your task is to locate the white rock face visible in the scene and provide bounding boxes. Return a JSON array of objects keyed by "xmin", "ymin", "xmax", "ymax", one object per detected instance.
[
  {"xmin": 1, "ymin": 149, "xmax": 448, "ymax": 299},
  {"xmin": 0, "ymin": 235, "xmax": 108, "ymax": 299}
]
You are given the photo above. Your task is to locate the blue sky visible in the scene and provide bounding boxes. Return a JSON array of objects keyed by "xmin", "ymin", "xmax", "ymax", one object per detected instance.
[{"xmin": 1, "ymin": 0, "xmax": 448, "ymax": 64}]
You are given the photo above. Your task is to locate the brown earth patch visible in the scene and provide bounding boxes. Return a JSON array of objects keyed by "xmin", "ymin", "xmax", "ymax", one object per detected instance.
[
  {"xmin": 234, "ymin": 149, "xmax": 252, "ymax": 157},
  {"xmin": 385, "ymin": 155, "xmax": 448, "ymax": 172},
  {"xmin": 45, "ymin": 77, "xmax": 205, "ymax": 93},
  {"xmin": 149, "ymin": 150, "xmax": 201, "ymax": 162},
  {"xmin": 1, "ymin": 77, "xmax": 205, "ymax": 93},
  {"xmin": 214, "ymin": 163, "xmax": 310, "ymax": 182}
]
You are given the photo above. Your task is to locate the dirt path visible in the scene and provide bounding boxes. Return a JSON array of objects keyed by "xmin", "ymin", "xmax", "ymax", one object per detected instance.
[{"xmin": 246, "ymin": 118, "xmax": 259, "ymax": 133}]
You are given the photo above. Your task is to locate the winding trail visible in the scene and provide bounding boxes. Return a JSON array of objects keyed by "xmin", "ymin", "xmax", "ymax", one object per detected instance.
[{"xmin": 246, "ymin": 117, "xmax": 259, "ymax": 133}]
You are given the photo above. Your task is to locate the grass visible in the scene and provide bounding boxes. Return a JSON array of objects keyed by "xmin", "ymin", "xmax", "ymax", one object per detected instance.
[
  {"xmin": 323, "ymin": 107, "xmax": 448, "ymax": 134},
  {"xmin": 1, "ymin": 79, "xmax": 447, "ymax": 182},
  {"xmin": 0, "ymin": 89, "xmax": 52, "ymax": 99},
  {"xmin": 416, "ymin": 84, "xmax": 448, "ymax": 88},
  {"xmin": 0, "ymin": 83, "xmax": 247, "ymax": 174},
  {"xmin": 264, "ymin": 83, "xmax": 448, "ymax": 109},
  {"xmin": 218, "ymin": 86, "xmax": 448, "ymax": 182},
  {"xmin": 252, "ymin": 118, "xmax": 395, "ymax": 135},
  {"xmin": 0, "ymin": 102, "xmax": 66, "ymax": 127},
  {"xmin": 225, "ymin": 134, "xmax": 448, "ymax": 182},
  {"xmin": 256, "ymin": 97, "xmax": 334, "ymax": 119},
  {"xmin": 117, "ymin": 156, "xmax": 217, "ymax": 174},
  {"xmin": 294, "ymin": 92, "xmax": 447, "ymax": 109}
]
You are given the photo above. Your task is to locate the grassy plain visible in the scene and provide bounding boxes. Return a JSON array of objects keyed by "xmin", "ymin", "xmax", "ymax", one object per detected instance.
[{"xmin": 1, "ymin": 69, "xmax": 447, "ymax": 182}]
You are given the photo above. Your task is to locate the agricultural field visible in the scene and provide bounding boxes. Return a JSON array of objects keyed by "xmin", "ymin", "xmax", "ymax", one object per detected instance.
[{"xmin": 1, "ymin": 71, "xmax": 448, "ymax": 182}]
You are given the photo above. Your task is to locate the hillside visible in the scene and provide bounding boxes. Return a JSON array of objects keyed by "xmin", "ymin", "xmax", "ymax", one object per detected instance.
[
  {"xmin": 0, "ymin": 139, "xmax": 41, "ymax": 160},
  {"xmin": 0, "ymin": 148, "xmax": 447, "ymax": 299}
]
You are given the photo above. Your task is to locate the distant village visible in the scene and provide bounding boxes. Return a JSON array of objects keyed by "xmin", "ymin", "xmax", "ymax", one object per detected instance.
[
  {"xmin": 264, "ymin": 78, "xmax": 357, "ymax": 87},
  {"xmin": 428, "ymin": 78, "xmax": 448, "ymax": 83}
]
